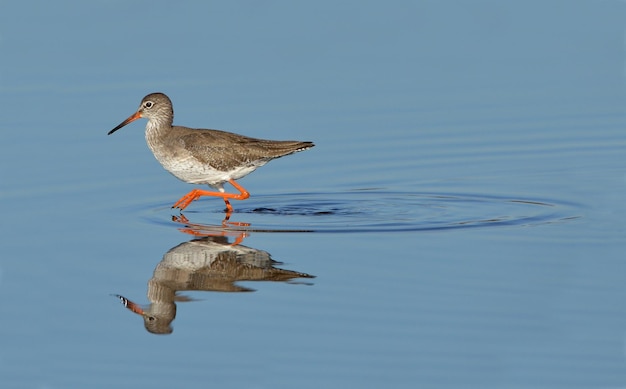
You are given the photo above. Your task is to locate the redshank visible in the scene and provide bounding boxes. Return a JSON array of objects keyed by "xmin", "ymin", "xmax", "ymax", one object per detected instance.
[{"xmin": 108, "ymin": 93, "xmax": 314, "ymax": 212}]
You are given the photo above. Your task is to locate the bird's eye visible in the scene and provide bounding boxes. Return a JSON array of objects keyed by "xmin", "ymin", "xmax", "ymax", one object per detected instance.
[{"xmin": 144, "ymin": 101, "xmax": 154, "ymax": 109}]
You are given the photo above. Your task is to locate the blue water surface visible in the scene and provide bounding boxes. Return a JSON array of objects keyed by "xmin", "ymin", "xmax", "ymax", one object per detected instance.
[{"xmin": 1, "ymin": 1, "xmax": 626, "ymax": 388}]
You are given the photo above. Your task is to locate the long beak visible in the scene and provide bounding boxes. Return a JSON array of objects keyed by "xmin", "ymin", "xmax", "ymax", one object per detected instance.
[
  {"xmin": 113, "ymin": 294, "xmax": 145, "ymax": 316},
  {"xmin": 108, "ymin": 111, "xmax": 142, "ymax": 135}
]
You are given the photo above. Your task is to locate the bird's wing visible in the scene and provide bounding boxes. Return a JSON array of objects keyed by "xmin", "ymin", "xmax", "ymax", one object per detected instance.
[{"xmin": 176, "ymin": 130, "xmax": 272, "ymax": 171}]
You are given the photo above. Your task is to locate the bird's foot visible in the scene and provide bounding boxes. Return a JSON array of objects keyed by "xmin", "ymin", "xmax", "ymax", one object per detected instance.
[{"xmin": 172, "ymin": 189, "xmax": 203, "ymax": 210}]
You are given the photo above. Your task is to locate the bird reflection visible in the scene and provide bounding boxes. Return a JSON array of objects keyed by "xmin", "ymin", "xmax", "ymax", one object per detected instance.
[{"xmin": 114, "ymin": 235, "xmax": 314, "ymax": 334}]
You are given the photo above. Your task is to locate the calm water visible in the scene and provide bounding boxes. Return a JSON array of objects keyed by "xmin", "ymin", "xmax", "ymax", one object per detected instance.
[{"xmin": 2, "ymin": 1, "xmax": 626, "ymax": 388}]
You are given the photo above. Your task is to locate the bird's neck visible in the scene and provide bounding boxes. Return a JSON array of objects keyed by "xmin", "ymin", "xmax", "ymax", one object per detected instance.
[
  {"xmin": 145, "ymin": 118, "xmax": 173, "ymax": 157},
  {"xmin": 145, "ymin": 117, "xmax": 171, "ymax": 137}
]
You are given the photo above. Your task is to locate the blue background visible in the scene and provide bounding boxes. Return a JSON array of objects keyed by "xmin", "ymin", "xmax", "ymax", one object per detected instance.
[{"xmin": 1, "ymin": 1, "xmax": 626, "ymax": 388}]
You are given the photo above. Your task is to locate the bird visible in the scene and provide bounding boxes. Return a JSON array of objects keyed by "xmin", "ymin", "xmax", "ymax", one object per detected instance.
[{"xmin": 108, "ymin": 93, "xmax": 314, "ymax": 213}]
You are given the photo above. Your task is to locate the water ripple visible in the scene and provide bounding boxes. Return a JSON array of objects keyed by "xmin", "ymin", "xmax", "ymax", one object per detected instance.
[{"xmin": 142, "ymin": 190, "xmax": 581, "ymax": 233}]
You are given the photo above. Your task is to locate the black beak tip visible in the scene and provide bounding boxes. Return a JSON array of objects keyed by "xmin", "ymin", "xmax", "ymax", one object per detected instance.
[{"xmin": 107, "ymin": 126, "xmax": 122, "ymax": 136}]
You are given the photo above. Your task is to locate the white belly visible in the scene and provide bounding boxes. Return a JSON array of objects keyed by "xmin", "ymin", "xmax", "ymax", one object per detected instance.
[{"xmin": 150, "ymin": 145, "xmax": 267, "ymax": 187}]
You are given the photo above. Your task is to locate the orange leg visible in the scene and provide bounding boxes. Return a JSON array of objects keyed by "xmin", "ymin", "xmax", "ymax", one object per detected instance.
[{"xmin": 172, "ymin": 179, "xmax": 250, "ymax": 211}]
